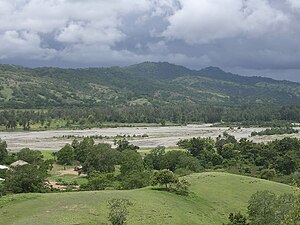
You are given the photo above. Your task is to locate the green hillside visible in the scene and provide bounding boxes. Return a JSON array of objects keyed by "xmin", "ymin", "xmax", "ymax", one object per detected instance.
[
  {"xmin": 1, "ymin": 62, "xmax": 300, "ymax": 109},
  {"xmin": 0, "ymin": 172, "xmax": 291, "ymax": 225}
]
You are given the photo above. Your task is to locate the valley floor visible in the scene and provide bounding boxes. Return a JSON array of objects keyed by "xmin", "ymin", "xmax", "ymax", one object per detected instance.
[{"xmin": 2, "ymin": 124, "xmax": 299, "ymax": 151}]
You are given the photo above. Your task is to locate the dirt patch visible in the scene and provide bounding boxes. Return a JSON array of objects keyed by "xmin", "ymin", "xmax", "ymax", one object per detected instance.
[
  {"xmin": 59, "ymin": 168, "xmax": 80, "ymax": 176},
  {"xmin": 48, "ymin": 181, "xmax": 66, "ymax": 190}
]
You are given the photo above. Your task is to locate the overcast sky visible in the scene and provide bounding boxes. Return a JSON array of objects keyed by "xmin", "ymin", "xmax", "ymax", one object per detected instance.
[{"xmin": 0, "ymin": 0, "xmax": 300, "ymax": 81}]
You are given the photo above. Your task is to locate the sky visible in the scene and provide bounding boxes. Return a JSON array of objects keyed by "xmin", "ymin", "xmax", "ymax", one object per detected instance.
[{"xmin": 0, "ymin": 0, "xmax": 300, "ymax": 82}]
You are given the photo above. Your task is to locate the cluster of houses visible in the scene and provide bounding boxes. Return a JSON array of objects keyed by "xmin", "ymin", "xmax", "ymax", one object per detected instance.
[{"xmin": 0, "ymin": 160, "xmax": 29, "ymax": 181}]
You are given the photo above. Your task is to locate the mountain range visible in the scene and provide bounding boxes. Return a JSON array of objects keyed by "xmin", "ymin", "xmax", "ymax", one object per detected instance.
[{"xmin": 0, "ymin": 62, "xmax": 299, "ymax": 109}]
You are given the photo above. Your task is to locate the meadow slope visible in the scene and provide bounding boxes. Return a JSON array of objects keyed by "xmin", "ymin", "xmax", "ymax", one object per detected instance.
[{"xmin": 0, "ymin": 172, "xmax": 291, "ymax": 225}]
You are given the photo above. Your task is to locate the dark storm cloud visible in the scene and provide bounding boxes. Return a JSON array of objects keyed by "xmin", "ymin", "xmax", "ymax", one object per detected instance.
[{"xmin": 0, "ymin": 0, "xmax": 299, "ymax": 81}]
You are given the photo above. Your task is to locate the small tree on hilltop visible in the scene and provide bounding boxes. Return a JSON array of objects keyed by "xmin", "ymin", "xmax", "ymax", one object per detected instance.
[{"xmin": 152, "ymin": 169, "xmax": 178, "ymax": 189}]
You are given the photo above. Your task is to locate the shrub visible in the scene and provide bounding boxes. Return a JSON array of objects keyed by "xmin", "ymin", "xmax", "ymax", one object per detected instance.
[
  {"xmin": 121, "ymin": 171, "xmax": 151, "ymax": 190},
  {"xmin": 170, "ymin": 178, "xmax": 191, "ymax": 196},
  {"xmin": 223, "ymin": 212, "xmax": 249, "ymax": 225},
  {"xmin": 260, "ymin": 169, "xmax": 276, "ymax": 180},
  {"xmin": 108, "ymin": 199, "xmax": 132, "ymax": 225}
]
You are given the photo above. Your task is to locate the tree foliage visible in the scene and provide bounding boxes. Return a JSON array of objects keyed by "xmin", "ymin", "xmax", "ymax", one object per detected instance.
[
  {"xmin": 56, "ymin": 144, "xmax": 74, "ymax": 165},
  {"xmin": 152, "ymin": 169, "xmax": 178, "ymax": 189},
  {"xmin": 83, "ymin": 143, "xmax": 119, "ymax": 174},
  {"xmin": 248, "ymin": 191, "xmax": 294, "ymax": 225},
  {"xmin": 224, "ymin": 212, "xmax": 249, "ymax": 225},
  {"xmin": 73, "ymin": 137, "xmax": 94, "ymax": 163},
  {"xmin": 281, "ymin": 187, "xmax": 300, "ymax": 225},
  {"xmin": 120, "ymin": 150, "xmax": 144, "ymax": 176},
  {"xmin": 4, "ymin": 164, "xmax": 48, "ymax": 193},
  {"xmin": 0, "ymin": 139, "xmax": 8, "ymax": 164},
  {"xmin": 115, "ymin": 139, "xmax": 139, "ymax": 152},
  {"xmin": 17, "ymin": 148, "xmax": 43, "ymax": 164}
]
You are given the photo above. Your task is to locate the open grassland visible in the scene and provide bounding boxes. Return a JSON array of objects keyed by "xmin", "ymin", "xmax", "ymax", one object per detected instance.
[{"xmin": 0, "ymin": 172, "xmax": 291, "ymax": 225}]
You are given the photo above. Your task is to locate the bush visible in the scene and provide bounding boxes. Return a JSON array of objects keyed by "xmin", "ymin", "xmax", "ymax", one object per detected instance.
[
  {"xmin": 170, "ymin": 178, "xmax": 191, "ymax": 196},
  {"xmin": 223, "ymin": 212, "xmax": 249, "ymax": 225},
  {"xmin": 108, "ymin": 198, "xmax": 132, "ymax": 225},
  {"xmin": 260, "ymin": 169, "xmax": 276, "ymax": 180},
  {"xmin": 121, "ymin": 171, "xmax": 151, "ymax": 190}
]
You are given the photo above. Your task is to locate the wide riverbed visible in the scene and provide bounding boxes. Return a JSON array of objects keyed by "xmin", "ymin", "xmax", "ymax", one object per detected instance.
[{"xmin": 0, "ymin": 125, "xmax": 299, "ymax": 151}]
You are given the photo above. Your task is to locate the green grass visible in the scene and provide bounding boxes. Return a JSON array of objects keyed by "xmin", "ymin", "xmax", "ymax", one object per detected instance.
[
  {"xmin": 0, "ymin": 172, "xmax": 292, "ymax": 225},
  {"xmin": 41, "ymin": 150, "xmax": 56, "ymax": 160},
  {"xmin": 49, "ymin": 174, "xmax": 88, "ymax": 186}
]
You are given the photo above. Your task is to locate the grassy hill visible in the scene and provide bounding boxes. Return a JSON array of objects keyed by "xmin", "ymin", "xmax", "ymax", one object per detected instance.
[
  {"xmin": 1, "ymin": 62, "xmax": 300, "ymax": 109},
  {"xmin": 0, "ymin": 172, "xmax": 292, "ymax": 225}
]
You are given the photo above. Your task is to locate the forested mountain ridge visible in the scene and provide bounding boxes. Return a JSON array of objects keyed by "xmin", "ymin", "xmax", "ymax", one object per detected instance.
[{"xmin": 1, "ymin": 62, "xmax": 300, "ymax": 109}]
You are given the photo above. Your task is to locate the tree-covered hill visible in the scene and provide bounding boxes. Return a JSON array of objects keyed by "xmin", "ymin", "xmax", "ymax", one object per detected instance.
[{"xmin": 1, "ymin": 62, "xmax": 300, "ymax": 109}]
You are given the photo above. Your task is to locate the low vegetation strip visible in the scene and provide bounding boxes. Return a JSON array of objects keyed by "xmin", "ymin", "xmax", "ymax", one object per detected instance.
[
  {"xmin": 0, "ymin": 172, "xmax": 291, "ymax": 225},
  {"xmin": 251, "ymin": 127, "xmax": 299, "ymax": 136}
]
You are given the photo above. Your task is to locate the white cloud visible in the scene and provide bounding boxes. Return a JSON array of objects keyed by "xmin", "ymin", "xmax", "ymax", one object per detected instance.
[
  {"xmin": 0, "ymin": 0, "xmax": 151, "ymax": 41},
  {"xmin": 0, "ymin": 0, "xmax": 299, "ymax": 79},
  {"xmin": 55, "ymin": 21, "xmax": 125, "ymax": 45},
  {"xmin": 287, "ymin": 0, "xmax": 300, "ymax": 10},
  {"xmin": 162, "ymin": 0, "xmax": 288, "ymax": 44},
  {"xmin": 0, "ymin": 30, "xmax": 56, "ymax": 59}
]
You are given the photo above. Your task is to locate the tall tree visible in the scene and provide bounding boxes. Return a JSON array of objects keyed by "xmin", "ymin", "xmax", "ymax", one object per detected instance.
[
  {"xmin": 17, "ymin": 148, "xmax": 43, "ymax": 164},
  {"xmin": 0, "ymin": 139, "xmax": 8, "ymax": 164},
  {"xmin": 56, "ymin": 144, "xmax": 74, "ymax": 165},
  {"xmin": 83, "ymin": 143, "xmax": 119, "ymax": 174}
]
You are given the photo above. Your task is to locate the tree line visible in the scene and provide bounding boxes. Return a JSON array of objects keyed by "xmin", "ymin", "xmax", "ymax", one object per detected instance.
[{"xmin": 2, "ymin": 104, "xmax": 300, "ymax": 130}]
